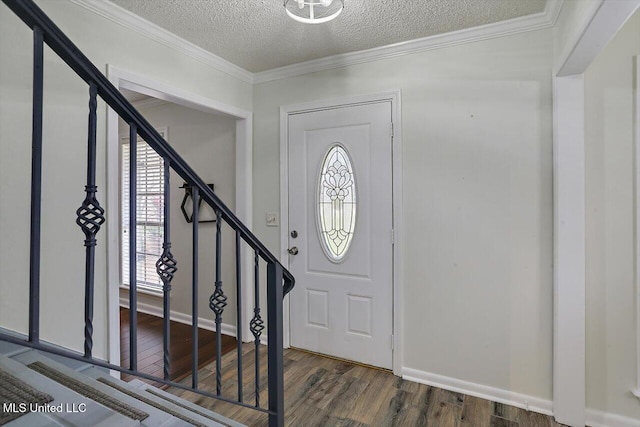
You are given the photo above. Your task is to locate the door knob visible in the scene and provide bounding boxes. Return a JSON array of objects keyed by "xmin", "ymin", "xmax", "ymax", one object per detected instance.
[{"xmin": 288, "ymin": 246, "xmax": 299, "ymax": 255}]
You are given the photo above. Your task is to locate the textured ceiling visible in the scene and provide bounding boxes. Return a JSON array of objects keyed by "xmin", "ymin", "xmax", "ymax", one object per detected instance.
[{"xmin": 108, "ymin": 0, "xmax": 547, "ymax": 73}]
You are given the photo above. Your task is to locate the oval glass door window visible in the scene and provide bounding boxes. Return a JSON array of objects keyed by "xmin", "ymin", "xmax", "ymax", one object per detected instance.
[{"xmin": 317, "ymin": 144, "xmax": 356, "ymax": 262}]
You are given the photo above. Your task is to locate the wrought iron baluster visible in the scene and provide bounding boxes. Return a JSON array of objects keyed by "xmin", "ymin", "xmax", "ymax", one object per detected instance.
[
  {"xmin": 235, "ymin": 230, "xmax": 243, "ymax": 403},
  {"xmin": 267, "ymin": 262, "xmax": 284, "ymax": 427},
  {"xmin": 191, "ymin": 186, "xmax": 199, "ymax": 389},
  {"xmin": 28, "ymin": 25, "xmax": 44, "ymax": 344},
  {"xmin": 156, "ymin": 160, "xmax": 176, "ymax": 381},
  {"xmin": 128, "ymin": 123, "xmax": 137, "ymax": 371},
  {"xmin": 210, "ymin": 210, "xmax": 227, "ymax": 396},
  {"xmin": 250, "ymin": 250, "xmax": 264, "ymax": 407},
  {"xmin": 76, "ymin": 81, "xmax": 105, "ymax": 358}
]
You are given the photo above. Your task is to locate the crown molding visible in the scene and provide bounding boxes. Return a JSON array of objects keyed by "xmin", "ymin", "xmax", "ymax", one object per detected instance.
[
  {"xmin": 547, "ymin": 0, "xmax": 565, "ymax": 27},
  {"xmin": 67, "ymin": 0, "xmax": 254, "ymax": 84},
  {"xmin": 67, "ymin": 0, "xmax": 563, "ymax": 86},
  {"xmin": 253, "ymin": 0, "xmax": 564, "ymax": 83}
]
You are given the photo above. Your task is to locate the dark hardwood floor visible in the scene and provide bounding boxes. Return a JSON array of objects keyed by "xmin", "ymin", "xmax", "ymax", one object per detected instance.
[
  {"xmin": 168, "ymin": 344, "xmax": 567, "ymax": 427},
  {"xmin": 119, "ymin": 307, "xmax": 236, "ymax": 386}
]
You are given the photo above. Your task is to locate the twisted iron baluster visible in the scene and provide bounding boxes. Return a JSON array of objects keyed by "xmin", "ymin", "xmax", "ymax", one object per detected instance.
[
  {"xmin": 156, "ymin": 160, "xmax": 176, "ymax": 380},
  {"xmin": 250, "ymin": 250, "xmax": 264, "ymax": 407},
  {"xmin": 76, "ymin": 82, "xmax": 105, "ymax": 358},
  {"xmin": 210, "ymin": 210, "xmax": 227, "ymax": 396}
]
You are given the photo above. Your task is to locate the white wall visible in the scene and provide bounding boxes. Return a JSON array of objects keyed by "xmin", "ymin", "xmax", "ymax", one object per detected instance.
[
  {"xmin": 553, "ymin": 0, "xmax": 603, "ymax": 72},
  {"xmin": 253, "ymin": 29, "xmax": 554, "ymax": 402},
  {"xmin": 118, "ymin": 102, "xmax": 238, "ymax": 329},
  {"xmin": 584, "ymin": 10, "xmax": 640, "ymax": 422},
  {"xmin": 0, "ymin": 0, "xmax": 251, "ymax": 359}
]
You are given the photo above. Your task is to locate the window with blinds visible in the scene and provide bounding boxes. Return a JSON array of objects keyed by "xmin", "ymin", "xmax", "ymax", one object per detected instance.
[{"xmin": 121, "ymin": 135, "xmax": 165, "ymax": 290}]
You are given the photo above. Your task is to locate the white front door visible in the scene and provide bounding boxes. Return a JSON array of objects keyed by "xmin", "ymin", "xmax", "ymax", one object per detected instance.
[{"xmin": 288, "ymin": 101, "xmax": 393, "ymax": 369}]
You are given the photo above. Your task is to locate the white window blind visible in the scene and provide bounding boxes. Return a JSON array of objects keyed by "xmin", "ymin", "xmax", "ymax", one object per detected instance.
[{"xmin": 122, "ymin": 136, "xmax": 165, "ymax": 289}]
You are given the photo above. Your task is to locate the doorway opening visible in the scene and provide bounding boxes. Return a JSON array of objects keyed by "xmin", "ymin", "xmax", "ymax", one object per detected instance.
[{"xmin": 106, "ymin": 66, "xmax": 254, "ymax": 370}]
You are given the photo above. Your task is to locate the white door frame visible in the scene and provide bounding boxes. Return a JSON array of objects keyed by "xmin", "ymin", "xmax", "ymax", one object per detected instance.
[
  {"xmin": 635, "ymin": 55, "xmax": 640, "ymax": 401},
  {"xmin": 279, "ymin": 91, "xmax": 403, "ymax": 375},
  {"xmin": 105, "ymin": 65, "xmax": 254, "ymax": 367},
  {"xmin": 553, "ymin": 1, "xmax": 640, "ymax": 425}
]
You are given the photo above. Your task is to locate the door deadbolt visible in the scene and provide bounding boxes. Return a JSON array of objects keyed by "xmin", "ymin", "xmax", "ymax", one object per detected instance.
[
  {"xmin": 290, "ymin": 230, "xmax": 298, "ymax": 238},
  {"xmin": 288, "ymin": 246, "xmax": 299, "ymax": 255}
]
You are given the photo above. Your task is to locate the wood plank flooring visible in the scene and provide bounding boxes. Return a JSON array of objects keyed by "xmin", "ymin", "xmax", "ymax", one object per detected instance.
[
  {"xmin": 167, "ymin": 344, "xmax": 567, "ymax": 427},
  {"xmin": 119, "ymin": 307, "xmax": 236, "ymax": 386}
]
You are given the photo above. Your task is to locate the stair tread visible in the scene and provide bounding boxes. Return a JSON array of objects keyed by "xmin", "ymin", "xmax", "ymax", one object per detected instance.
[
  {"xmin": 0, "ymin": 341, "xmax": 32, "ymax": 358},
  {"xmin": 129, "ymin": 380, "xmax": 245, "ymax": 427},
  {"xmin": 0, "ymin": 354, "xmax": 137, "ymax": 427},
  {"xmin": 35, "ymin": 352, "xmax": 93, "ymax": 372},
  {"xmin": 88, "ymin": 370, "xmax": 231, "ymax": 427},
  {"xmin": 10, "ymin": 351, "xmax": 179, "ymax": 427},
  {"xmin": 0, "ymin": 411, "xmax": 63, "ymax": 427},
  {"xmin": 1, "ymin": 347, "xmax": 246, "ymax": 427},
  {"xmin": 158, "ymin": 416, "xmax": 205, "ymax": 427},
  {"xmin": 27, "ymin": 361, "xmax": 149, "ymax": 421},
  {"xmin": 93, "ymin": 412, "xmax": 142, "ymax": 427}
]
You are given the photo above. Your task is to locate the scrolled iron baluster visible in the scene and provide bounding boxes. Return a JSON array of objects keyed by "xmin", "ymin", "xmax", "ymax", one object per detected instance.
[
  {"xmin": 210, "ymin": 210, "xmax": 227, "ymax": 396},
  {"xmin": 156, "ymin": 159, "xmax": 176, "ymax": 380},
  {"xmin": 76, "ymin": 81, "xmax": 105, "ymax": 358},
  {"xmin": 250, "ymin": 250, "xmax": 264, "ymax": 407},
  {"xmin": 156, "ymin": 250, "xmax": 177, "ymax": 283}
]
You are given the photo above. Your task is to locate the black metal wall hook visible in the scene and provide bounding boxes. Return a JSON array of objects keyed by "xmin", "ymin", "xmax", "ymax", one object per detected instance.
[{"xmin": 179, "ymin": 182, "xmax": 215, "ymax": 223}]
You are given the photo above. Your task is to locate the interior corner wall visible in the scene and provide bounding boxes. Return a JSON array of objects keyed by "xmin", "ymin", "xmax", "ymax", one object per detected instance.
[
  {"xmin": 553, "ymin": 0, "xmax": 603, "ymax": 72},
  {"xmin": 584, "ymin": 10, "xmax": 640, "ymax": 422},
  {"xmin": 0, "ymin": 0, "xmax": 251, "ymax": 359},
  {"xmin": 252, "ymin": 28, "xmax": 554, "ymax": 402},
  {"xmin": 117, "ymin": 103, "xmax": 237, "ymax": 329}
]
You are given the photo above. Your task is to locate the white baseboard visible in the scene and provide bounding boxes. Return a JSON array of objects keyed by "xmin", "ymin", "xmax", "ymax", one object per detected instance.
[
  {"xmin": 586, "ymin": 409, "xmax": 640, "ymax": 427},
  {"xmin": 402, "ymin": 367, "xmax": 553, "ymax": 417},
  {"xmin": 119, "ymin": 297, "xmax": 237, "ymax": 337}
]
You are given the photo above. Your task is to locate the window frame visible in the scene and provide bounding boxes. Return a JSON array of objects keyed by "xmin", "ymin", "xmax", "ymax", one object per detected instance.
[
  {"xmin": 119, "ymin": 127, "xmax": 168, "ymax": 297},
  {"xmin": 315, "ymin": 142, "xmax": 358, "ymax": 264}
]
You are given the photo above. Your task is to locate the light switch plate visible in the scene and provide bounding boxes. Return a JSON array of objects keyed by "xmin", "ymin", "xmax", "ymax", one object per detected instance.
[{"xmin": 266, "ymin": 212, "xmax": 279, "ymax": 227}]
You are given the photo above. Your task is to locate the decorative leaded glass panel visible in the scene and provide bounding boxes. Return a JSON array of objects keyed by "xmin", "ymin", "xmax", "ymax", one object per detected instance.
[{"xmin": 317, "ymin": 144, "xmax": 356, "ymax": 262}]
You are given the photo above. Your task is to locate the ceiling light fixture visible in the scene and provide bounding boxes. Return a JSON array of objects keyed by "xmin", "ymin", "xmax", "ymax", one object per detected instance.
[{"xmin": 284, "ymin": 0, "xmax": 344, "ymax": 24}]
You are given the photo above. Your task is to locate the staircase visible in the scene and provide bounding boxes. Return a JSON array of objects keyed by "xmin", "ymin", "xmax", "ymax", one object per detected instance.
[
  {"xmin": 0, "ymin": 340, "xmax": 243, "ymax": 426},
  {"xmin": 0, "ymin": 0, "xmax": 294, "ymax": 426}
]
